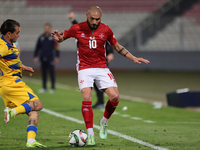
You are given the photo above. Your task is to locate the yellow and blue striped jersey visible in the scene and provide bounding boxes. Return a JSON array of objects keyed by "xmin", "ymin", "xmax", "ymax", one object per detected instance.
[{"xmin": 0, "ymin": 36, "xmax": 22, "ymax": 85}]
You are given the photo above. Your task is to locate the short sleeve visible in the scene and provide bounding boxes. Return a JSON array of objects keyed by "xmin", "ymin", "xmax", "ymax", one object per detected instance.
[
  {"xmin": 0, "ymin": 45, "xmax": 8, "ymax": 57},
  {"xmin": 107, "ymin": 26, "xmax": 117, "ymax": 46},
  {"xmin": 64, "ymin": 24, "xmax": 77, "ymax": 39}
]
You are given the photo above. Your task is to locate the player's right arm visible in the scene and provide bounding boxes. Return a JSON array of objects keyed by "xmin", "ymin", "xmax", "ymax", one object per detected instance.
[
  {"xmin": 51, "ymin": 30, "xmax": 66, "ymax": 43},
  {"xmin": 51, "ymin": 25, "xmax": 77, "ymax": 43}
]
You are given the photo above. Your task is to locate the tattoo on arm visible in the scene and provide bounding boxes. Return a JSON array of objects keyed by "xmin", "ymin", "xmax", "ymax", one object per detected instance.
[
  {"xmin": 118, "ymin": 47, "xmax": 124, "ymax": 54},
  {"xmin": 124, "ymin": 52, "xmax": 129, "ymax": 57}
]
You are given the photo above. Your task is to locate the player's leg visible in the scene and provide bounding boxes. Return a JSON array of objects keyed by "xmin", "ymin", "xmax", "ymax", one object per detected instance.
[
  {"xmin": 95, "ymin": 68, "xmax": 119, "ymax": 139},
  {"xmin": 26, "ymin": 110, "xmax": 46, "ymax": 147},
  {"xmin": 3, "ymin": 80, "xmax": 43, "ymax": 123},
  {"xmin": 5, "ymin": 99, "xmax": 43, "ymax": 122},
  {"xmin": 92, "ymin": 83, "xmax": 104, "ymax": 109},
  {"xmin": 99, "ymin": 87, "xmax": 119, "ymax": 139},
  {"xmin": 48, "ymin": 60, "xmax": 55, "ymax": 93},
  {"xmin": 102, "ymin": 87, "xmax": 119, "ymax": 123},
  {"xmin": 81, "ymin": 87, "xmax": 95, "ymax": 145},
  {"xmin": 78, "ymin": 69, "xmax": 95, "ymax": 145}
]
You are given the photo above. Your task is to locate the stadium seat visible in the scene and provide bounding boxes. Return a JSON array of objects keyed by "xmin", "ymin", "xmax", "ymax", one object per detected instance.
[{"xmin": 0, "ymin": 0, "xmax": 167, "ymax": 51}]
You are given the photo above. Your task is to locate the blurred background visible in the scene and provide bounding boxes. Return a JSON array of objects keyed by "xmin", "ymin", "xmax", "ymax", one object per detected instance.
[
  {"xmin": 0, "ymin": 0, "xmax": 200, "ymax": 71},
  {"xmin": 0, "ymin": 0, "xmax": 200, "ymax": 106}
]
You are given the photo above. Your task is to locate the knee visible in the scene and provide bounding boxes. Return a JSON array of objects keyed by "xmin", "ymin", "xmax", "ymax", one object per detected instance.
[
  {"xmin": 82, "ymin": 94, "xmax": 92, "ymax": 101},
  {"xmin": 29, "ymin": 100, "xmax": 43, "ymax": 111},
  {"xmin": 110, "ymin": 92, "xmax": 119, "ymax": 102},
  {"xmin": 37, "ymin": 101, "xmax": 43, "ymax": 111}
]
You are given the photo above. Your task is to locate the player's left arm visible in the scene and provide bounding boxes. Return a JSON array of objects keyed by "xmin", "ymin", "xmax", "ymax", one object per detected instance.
[
  {"xmin": 21, "ymin": 64, "xmax": 34, "ymax": 77},
  {"xmin": 112, "ymin": 42, "xmax": 150, "ymax": 64}
]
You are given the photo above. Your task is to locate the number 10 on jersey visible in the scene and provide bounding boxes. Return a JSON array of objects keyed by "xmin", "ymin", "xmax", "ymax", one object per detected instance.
[{"xmin": 89, "ymin": 39, "xmax": 97, "ymax": 49}]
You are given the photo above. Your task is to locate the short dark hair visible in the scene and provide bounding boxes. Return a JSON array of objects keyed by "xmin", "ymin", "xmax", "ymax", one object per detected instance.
[
  {"xmin": 0, "ymin": 19, "xmax": 20, "ymax": 35},
  {"xmin": 44, "ymin": 23, "xmax": 51, "ymax": 28}
]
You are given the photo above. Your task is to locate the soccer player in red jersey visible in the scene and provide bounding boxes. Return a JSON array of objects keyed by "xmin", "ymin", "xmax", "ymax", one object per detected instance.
[{"xmin": 52, "ymin": 6, "xmax": 150, "ymax": 145}]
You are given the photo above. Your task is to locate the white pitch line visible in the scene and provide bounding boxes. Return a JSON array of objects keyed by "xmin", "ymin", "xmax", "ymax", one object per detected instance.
[
  {"xmin": 143, "ymin": 120, "xmax": 156, "ymax": 123},
  {"xmin": 22, "ymin": 77, "xmax": 154, "ymax": 104},
  {"xmin": 41, "ymin": 108, "xmax": 169, "ymax": 150},
  {"xmin": 120, "ymin": 114, "xmax": 130, "ymax": 117},
  {"xmin": 113, "ymin": 112, "xmax": 119, "ymax": 115},
  {"xmin": 165, "ymin": 122, "xmax": 200, "ymax": 124},
  {"xmin": 131, "ymin": 117, "xmax": 143, "ymax": 120},
  {"xmin": 23, "ymin": 77, "xmax": 157, "ymax": 124}
]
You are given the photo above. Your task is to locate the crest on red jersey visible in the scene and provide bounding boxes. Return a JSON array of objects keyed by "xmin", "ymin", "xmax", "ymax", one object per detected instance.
[{"xmin": 99, "ymin": 33, "xmax": 104, "ymax": 39}]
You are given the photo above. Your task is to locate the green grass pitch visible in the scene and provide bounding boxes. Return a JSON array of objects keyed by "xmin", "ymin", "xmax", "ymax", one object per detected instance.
[{"xmin": 0, "ymin": 71, "xmax": 200, "ymax": 150}]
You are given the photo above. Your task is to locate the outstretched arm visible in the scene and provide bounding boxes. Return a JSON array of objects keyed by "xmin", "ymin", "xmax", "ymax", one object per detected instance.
[
  {"xmin": 51, "ymin": 30, "xmax": 66, "ymax": 43},
  {"xmin": 68, "ymin": 12, "xmax": 79, "ymax": 25},
  {"xmin": 112, "ymin": 42, "xmax": 150, "ymax": 64},
  {"xmin": 22, "ymin": 64, "xmax": 34, "ymax": 76}
]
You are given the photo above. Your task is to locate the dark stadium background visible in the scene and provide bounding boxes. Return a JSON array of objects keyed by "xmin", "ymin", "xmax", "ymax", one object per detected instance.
[{"xmin": 0, "ymin": 0, "xmax": 198, "ymax": 71}]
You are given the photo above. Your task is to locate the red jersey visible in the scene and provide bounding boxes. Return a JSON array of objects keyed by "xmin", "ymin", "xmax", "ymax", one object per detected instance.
[{"xmin": 64, "ymin": 21, "xmax": 117, "ymax": 71}]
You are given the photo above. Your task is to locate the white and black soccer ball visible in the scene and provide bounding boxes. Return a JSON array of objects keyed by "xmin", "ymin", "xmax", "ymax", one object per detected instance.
[{"xmin": 68, "ymin": 129, "xmax": 87, "ymax": 147}]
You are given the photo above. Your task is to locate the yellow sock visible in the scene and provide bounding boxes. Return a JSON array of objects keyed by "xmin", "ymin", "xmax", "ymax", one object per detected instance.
[
  {"xmin": 27, "ymin": 125, "xmax": 37, "ymax": 143},
  {"xmin": 14, "ymin": 103, "xmax": 31, "ymax": 115},
  {"xmin": 27, "ymin": 131, "xmax": 36, "ymax": 139},
  {"xmin": 14, "ymin": 105, "xmax": 25, "ymax": 114}
]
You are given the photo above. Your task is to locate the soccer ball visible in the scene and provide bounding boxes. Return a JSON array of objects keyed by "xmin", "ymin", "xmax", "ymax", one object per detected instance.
[{"xmin": 68, "ymin": 129, "xmax": 87, "ymax": 147}]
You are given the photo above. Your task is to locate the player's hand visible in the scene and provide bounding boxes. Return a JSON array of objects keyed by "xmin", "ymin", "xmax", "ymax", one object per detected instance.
[
  {"xmin": 133, "ymin": 57, "xmax": 150, "ymax": 64},
  {"xmin": 55, "ymin": 57, "xmax": 59, "ymax": 64},
  {"xmin": 51, "ymin": 30, "xmax": 64, "ymax": 43},
  {"xmin": 22, "ymin": 65, "xmax": 34, "ymax": 76},
  {"xmin": 68, "ymin": 12, "xmax": 74, "ymax": 21},
  {"xmin": 106, "ymin": 53, "xmax": 114, "ymax": 63},
  {"xmin": 33, "ymin": 57, "xmax": 38, "ymax": 64}
]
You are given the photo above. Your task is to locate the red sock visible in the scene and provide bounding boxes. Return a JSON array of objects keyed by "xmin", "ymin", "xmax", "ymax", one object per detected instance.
[
  {"xmin": 82, "ymin": 101, "xmax": 93, "ymax": 129},
  {"xmin": 104, "ymin": 100, "xmax": 119, "ymax": 119}
]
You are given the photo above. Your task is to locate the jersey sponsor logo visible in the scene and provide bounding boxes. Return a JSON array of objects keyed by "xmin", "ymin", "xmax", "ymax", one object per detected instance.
[
  {"xmin": 99, "ymin": 33, "xmax": 104, "ymax": 39},
  {"xmin": 81, "ymin": 33, "xmax": 85, "ymax": 37},
  {"xmin": 80, "ymin": 80, "xmax": 84, "ymax": 84}
]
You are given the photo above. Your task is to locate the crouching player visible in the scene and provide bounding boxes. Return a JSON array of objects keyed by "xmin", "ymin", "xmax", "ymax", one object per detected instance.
[{"xmin": 0, "ymin": 19, "xmax": 46, "ymax": 148}]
